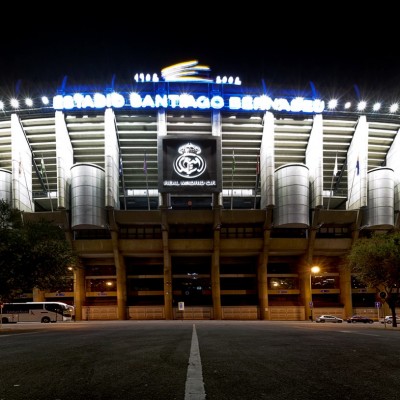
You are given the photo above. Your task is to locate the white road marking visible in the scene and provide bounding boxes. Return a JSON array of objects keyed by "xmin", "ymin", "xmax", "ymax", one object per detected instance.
[
  {"xmin": 339, "ymin": 330, "xmax": 381, "ymax": 337},
  {"xmin": 185, "ymin": 324, "xmax": 206, "ymax": 400}
]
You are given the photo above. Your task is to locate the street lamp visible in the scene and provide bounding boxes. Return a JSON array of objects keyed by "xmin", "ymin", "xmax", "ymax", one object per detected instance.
[{"xmin": 310, "ymin": 265, "xmax": 321, "ymax": 321}]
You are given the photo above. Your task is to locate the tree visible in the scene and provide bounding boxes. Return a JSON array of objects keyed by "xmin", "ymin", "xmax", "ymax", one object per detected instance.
[
  {"xmin": 0, "ymin": 199, "xmax": 79, "ymax": 302},
  {"xmin": 346, "ymin": 231, "xmax": 400, "ymax": 327},
  {"xmin": 0, "ymin": 198, "xmax": 23, "ymax": 229}
]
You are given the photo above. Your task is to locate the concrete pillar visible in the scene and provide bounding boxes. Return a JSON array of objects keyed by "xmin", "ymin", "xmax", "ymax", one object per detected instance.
[
  {"xmin": 257, "ymin": 251, "xmax": 269, "ymax": 320},
  {"xmin": 211, "ymin": 230, "xmax": 221, "ymax": 319},
  {"xmin": 299, "ymin": 265, "xmax": 312, "ymax": 321},
  {"xmin": 163, "ymin": 237, "xmax": 173, "ymax": 320},
  {"xmin": 258, "ymin": 207, "xmax": 273, "ymax": 320},
  {"xmin": 161, "ymin": 202, "xmax": 173, "ymax": 320},
  {"xmin": 211, "ymin": 197, "xmax": 222, "ymax": 319},
  {"xmin": 73, "ymin": 267, "xmax": 86, "ymax": 321},
  {"xmin": 32, "ymin": 288, "xmax": 45, "ymax": 302},
  {"xmin": 111, "ymin": 230, "xmax": 127, "ymax": 320},
  {"xmin": 340, "ymin": 265, "xmax": 353, "ymax": 318}
]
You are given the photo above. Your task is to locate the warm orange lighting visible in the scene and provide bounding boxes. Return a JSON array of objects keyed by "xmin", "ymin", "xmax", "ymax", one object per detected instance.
[
  {"xmin": 311, "ymin": 266, "xmax": 320, "ymax": 274},
  {"xmin": 309, "ymin": 266, "xmax": 321, "ymax": 322}
]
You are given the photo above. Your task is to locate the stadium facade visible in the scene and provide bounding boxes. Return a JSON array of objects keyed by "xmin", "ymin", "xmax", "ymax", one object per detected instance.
[{"xmin": 0, "ymin": 60, "xmax": 397, "ymax": 321}]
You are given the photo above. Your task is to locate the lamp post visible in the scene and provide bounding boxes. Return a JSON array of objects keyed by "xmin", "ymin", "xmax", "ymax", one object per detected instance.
[{"xmin": 310, "ymin": 265, "xmax": 320, "ymax": 321}]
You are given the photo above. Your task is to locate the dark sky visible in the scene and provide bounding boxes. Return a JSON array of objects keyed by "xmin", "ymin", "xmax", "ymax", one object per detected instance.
[{"xmin": 1, "ymin": 12, "xmax": 400, "ymax": 99}]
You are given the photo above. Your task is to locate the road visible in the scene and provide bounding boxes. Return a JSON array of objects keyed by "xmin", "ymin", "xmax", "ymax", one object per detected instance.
[{"xmin": 0, "ymin": 320, "xmax": 399, "ymax": 400}]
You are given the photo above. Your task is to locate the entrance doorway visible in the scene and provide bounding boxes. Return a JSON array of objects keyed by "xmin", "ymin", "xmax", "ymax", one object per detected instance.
[{"xmin": 172, "ymin": 256, "xmax": 212, "ymax": 307}]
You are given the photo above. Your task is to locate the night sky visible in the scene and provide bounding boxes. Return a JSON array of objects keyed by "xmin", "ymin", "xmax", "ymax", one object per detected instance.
[{"xmin": 1, "ymin": 11, "xmax": 399, "ymax": 100}]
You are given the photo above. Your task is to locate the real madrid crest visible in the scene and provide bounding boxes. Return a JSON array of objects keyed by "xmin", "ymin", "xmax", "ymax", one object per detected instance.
[{"xmin": 174, "ymin": 142, "xmax": 206, "ymax": 179}]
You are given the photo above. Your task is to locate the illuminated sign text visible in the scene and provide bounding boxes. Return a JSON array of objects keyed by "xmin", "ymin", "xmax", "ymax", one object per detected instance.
[{"xmin": 53, "ymin": 93, "xmax": 325, "ymax": 113}]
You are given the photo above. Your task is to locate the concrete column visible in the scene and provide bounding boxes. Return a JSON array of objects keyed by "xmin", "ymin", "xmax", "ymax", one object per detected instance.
[
  {"xmin": 211, "ymin": 197, "xmax": 222, "ymax": 319},
  {"xmin": 73, "ymin": 267, "xmax": 85, "ymax": 321},
  {"xmin": 257, "ymin": 252, "xmax": 269, "ymax": 320},
  {"xmin": 211, "ymin": 231, "xmax": 221, "ymax": 319},
  {"xmin": 302, "ymin": 209, "xmax": 320, "ymax": 321},
  {"xmin": 163, "ymin": 234, "xmax": 173, "ymax": 320},
  {"xmin": 111, "ymin": 230, "xmax": 127, "ymax": 320},
  {"xmin": 161, "ymin": 204, "xmax": 173, "ymax": 319},
  {"xmin": 260, "ymin": 111, "xmax": 275, "ymax": 210},
  {"xmin": 258, "ymin": 207, "xmax": 273, "ymax": 320},
  {"xmin": 300, "ymin": 266, "xmax": 312, "ymax": 321},
  {"xmin": 32, "ymin": 288, "xmax": 45, "ymax": 302},
  {"xmin": 340, "ymin": 265, "xmax": 353, "ymax": 318}
]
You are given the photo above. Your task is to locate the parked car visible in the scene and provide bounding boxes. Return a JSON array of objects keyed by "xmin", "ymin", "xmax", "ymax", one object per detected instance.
[
  {"xmin": 380, "ymin": 315, "xmax": 400, "ymax": 325},
  {"xmin": 346, "ymin": 315, "xmax": 374, "ymax": 324},
  {"xmin": 315, "ymin": 315, "xmax": 343, "ymax": 323}
]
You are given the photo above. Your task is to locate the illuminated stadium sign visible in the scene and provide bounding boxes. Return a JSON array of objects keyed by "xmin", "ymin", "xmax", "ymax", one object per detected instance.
[
  {"xmin": 51, "ymin": 60, "xmax": 325, "ymax": 114},
  {"xmin": 173, "ymin": 143, "xmax": 207, "ymax": 179},
  {"xmin": 1, "ymin": 60, "xmax": 399, "ymax": 117},
  {"xmin": 53, "ymin": 92, "xmax": 325, "ymax": 113},
  {"xmin": 158, "ymin": 136, "xmax": 222, "ymax": 193}
]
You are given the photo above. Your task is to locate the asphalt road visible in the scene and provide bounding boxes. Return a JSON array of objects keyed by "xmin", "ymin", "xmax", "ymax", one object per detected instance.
[{"xmin": 0, "ymin": 320, "xmax": 399, "ymax": 400}]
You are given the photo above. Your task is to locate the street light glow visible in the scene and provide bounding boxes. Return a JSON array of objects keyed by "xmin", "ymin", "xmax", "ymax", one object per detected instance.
[
  {"xmin": 309, "ymin": 265, "xmax": 321, "ymax": 322},
  {"xmin": 311, "ymin": 266, "xmax": 320, "ymax": 274}
]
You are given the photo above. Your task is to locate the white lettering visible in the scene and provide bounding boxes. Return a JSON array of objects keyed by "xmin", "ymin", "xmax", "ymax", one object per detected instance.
[
  {"xmin": 197, "ymin": 96, "xmax": 210, "ymax": 109},
  {"xmin": 62, "ymin": 95, "xmax": 75, "ymax": 110},
  {"xmin": 163, "ymin": 180, "xmax": 216, "ymax": 187},
  {"xmin": 253, "ymin": 95, "xmax": 273, "ymax": 111},
  {"xmin": 93, "ymin": 93, "xmax": 107, "ymax": 108},
  {"xmin": 109, "ymin": 92, "xmax": 125, "ymax": 108},
  {"xmin": 168, "ymin": 95, "xmax": 180, "ymax": 108},
  {"xmin": 312, "ymin": 99, "xmax": 325, "ymax": 113},
  {"xmin": 228, "ymin": 97, "xmax": 241, "ymax": 110},
  {"xmin": 210, "ymin": 96, "xmax": 224, "ymax": 109},
  {"xmin": 179, "ymin": 94, "xmax": 195, "ymax": 108},
  {"xmin": 241, "ymin": 96, "xmax": 254, "ymax": 110},
  {"xmin": 53, "ymin": 92, "xmax": 325, "ymax": 113},
  {"xmin": 53, "ymin": 95, "xmax": 64, "ymax": 109},
  {"xmin": 273, "ymin": 98, "xmax": 291, "ymax": 112},
  {"xmin": 81, "ymin": 94, "xmax": 95, "ymax": 109},
  {"xmin": 142, "ymin": 94, "xmax": 155, "ymax": 108},
  {"xmin": 155, "ymin": 94, "xmax": 168, "ymax": 108},
  {"xmin": 130, "ymin": 93, "xmax": 142, "ymax": 107},
  {"xmin": 73, "ymin": 94, "xmax": 85, "ymax": 108}
]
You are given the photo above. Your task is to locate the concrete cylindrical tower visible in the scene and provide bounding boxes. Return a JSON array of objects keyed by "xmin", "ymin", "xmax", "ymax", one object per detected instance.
[
  {"xmin": 366, "ymin": 167, "xmax": 394, "ymax": 229},
  {"xmin": 0, "ymin": 168, "xmax": 12, "ymax": 203},
  {"xmin": 274, "ymin": 163, "xmax": 309, "ymax": 228},
  {"xmin": 70, "ymin": 163, "xmax": 106, "ymax": 229}
]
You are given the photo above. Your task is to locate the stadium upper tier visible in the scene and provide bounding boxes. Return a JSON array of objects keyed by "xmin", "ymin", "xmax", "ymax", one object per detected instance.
[{"xmin": 1, "ymin": 61, "xmax": 400, "ymax": 213}]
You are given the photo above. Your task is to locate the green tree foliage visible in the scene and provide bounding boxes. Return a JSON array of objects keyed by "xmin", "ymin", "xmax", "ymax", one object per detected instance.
[
  {"xmin": 347, "ymin": 231, "xmax": 400, "ymax": 326},
  {"xmin": 0, "ymin": 198, "xmax": 23, "ymax": 229},
  {"xmin": 0, "ymin": 199, "xmax": 79, "ymax": 302}
]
